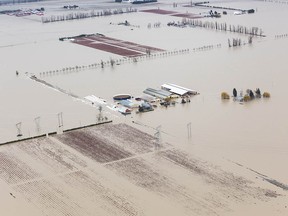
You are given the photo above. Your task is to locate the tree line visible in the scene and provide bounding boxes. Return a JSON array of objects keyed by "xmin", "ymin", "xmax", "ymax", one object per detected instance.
[
  {"xmin": 181, "ymin": 18, "xmax": 265, "ymax": 37},
  {"xmin": 41, "ymin": 8, "xmax": 137, "ymax": 23}
]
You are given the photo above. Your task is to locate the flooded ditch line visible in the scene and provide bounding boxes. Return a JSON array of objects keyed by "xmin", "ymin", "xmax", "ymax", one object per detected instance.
[{"xmin": 228, "ymin": 159, "xmax": 288, "ymax": 191}]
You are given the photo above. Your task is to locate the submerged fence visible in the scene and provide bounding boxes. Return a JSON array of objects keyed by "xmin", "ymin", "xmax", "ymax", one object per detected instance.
[{"xmin": 38, "ymin": 44, "xmax": 222, "ymax": 78}]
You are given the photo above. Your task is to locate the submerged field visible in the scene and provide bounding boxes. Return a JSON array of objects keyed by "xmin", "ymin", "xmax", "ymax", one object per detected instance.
[{"xmin": 0, "ymin": 123, "xmax": 286, "ymax": 216}]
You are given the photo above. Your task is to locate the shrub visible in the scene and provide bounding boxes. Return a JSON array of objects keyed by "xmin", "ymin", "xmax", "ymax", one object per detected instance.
[
  {"xmin": 221, "ymin": 92, "xmax": 230, "ymax": 99},
  {"xmin": 243, "ymin": 95, "xmax": 251, "ymax": 102},
  {"xmin": 263, "ymin": 92, "xmax": 271, "ymax": 98}
]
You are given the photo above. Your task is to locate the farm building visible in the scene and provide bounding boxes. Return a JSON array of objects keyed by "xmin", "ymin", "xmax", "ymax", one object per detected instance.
[
  {"xmin": 161, "ymin": 83, "xmax": 198, "ymax": 96},
  {"xmin": 143, "ymin": 87, "xmax": 172, "ymax": 99}
]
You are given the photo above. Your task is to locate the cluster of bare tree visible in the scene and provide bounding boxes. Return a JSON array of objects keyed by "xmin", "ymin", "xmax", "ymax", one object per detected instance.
[
  {"xmin": 41, "ymin": 8, "xmax": 137, "ymax": 23},
  {"xmin": 228, "ymin": 36, "xmax": 253, "ymax": 47},
  {"xmin": 195, "ymin": 2, "xmax": 239, "ymax": 10},
  {"xmin": 147, "ymin": 22, "xmax": 161, "ymax": 28},
  {"xmin": 182, "ymin": 18, "xmax": 265, "ymax": 37},
  {"xmin": 228, "ymin": 38, "xmax": 242, "ymax": 47},
  {"xmin": 172, "ymin": 2, "xmax": 178, "ymax": 7}
]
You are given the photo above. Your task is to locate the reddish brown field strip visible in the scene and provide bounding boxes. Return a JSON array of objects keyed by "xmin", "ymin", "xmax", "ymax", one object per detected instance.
[
  {"xmin": 89, "ymin": 43, "xmax": 143, "ymax": 57},
  {"xmin": 72, "ymin": 35, "xmax": 165, "ymax": 57},
  {"xmin": 55, "ymin": 130, "xmax": 133, "ymax": 163},
  {"xmin": 140, "ymin": 9, "xmax": 204, "ymax": 20},
  {"xmin": 89, "ymin": 36, "xmax": 123, "ymax": 43},
  {"xmin": 140, "ymin": 9, "xmax": 178, "ymax": 15},
  {"xmin": 171, "ymin": 13, "xmax": 203, "ymax": 19}
]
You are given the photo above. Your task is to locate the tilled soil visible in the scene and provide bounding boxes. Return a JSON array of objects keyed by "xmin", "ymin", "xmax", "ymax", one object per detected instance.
[
  {"xmin": 73, "ymin": 35, "xmax": 165, "ymax": 57},
  {"xmin": 0, "ymin": 123, "xmax": 285, "ymax": 216}
]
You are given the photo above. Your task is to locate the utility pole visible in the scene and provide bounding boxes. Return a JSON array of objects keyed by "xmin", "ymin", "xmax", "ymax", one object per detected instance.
[
  {"xmin": 97, "ymin": 105, "xmax": 103, "ymax": 122},
  {"xmin": 16, "ymin": 122, "xmax": 23, "ymax": 137},
  {"xmin": 34, "ymin": 116, "xmax": 41, "ymax": 134},
  {"xmin": 154, "ymin": 125, "xmax": 162, "ymax": 150},
  {"xmin": 187, "ymin": 122, "xmax": 192, "ymax": 139},
  {"xmin": 57, "ymin": 112, "xmax": 63, "ymax": 133}
]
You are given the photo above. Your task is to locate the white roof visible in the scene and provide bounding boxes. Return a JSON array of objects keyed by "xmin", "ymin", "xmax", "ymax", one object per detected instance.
[
  {"xmin": 161, "ymin": 84, "xmax": 187, "ymax": 95},
  {"xmin": 168, "ymin": 83, "xmax": 197, "ymax": 92},
  {"xmin": 161, "ymin": 83, "xmax": 198, "ymax": 95},
  {"xmin": 84, "ymin": 95, "xmax": 107, "ymax": 105}
]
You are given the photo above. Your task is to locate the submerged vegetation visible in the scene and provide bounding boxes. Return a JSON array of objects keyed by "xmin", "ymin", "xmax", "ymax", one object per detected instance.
[
  {"xmin": 263, "ymin": 92, "xmax": 271, "ymax": 98},
  {"xmin": 222, "ymin": 88, "xmax": 271, "ymax": 103},
  {"xmin": 221, "ymin": 92, "xmax": 230, "ymax": 99}
]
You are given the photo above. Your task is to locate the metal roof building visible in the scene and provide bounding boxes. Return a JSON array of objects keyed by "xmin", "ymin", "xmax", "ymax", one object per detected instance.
[
  {"xmin": 120, "ymin": 99, "xmax": 140, "ymax": 108},
  {"xmin": 143, "ymin": 88, "xmax": 172, "ymax": 99},
  {"xmin": 161, "ymin": 83, "xmax": 198, "ymax": 95}
]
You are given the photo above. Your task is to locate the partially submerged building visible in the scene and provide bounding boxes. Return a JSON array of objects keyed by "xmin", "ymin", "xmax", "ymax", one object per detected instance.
[
  {"xmin": 120, "ymin": 99, "xmax": 140, "ymax": 108},
  {"xmin": 118, "ymin": 107, "xmax": 132, "ymax": 115},
  {"xmin": 161, "ymin": 83, "xmax": 198, "ymax": 96},
  {"xmin": 143, "ymin": 88, "xmax": 172, "ymax": 99},
  {"xmin": 136, "ymin": 95, "xmax": 156, "ymax": 103},
  {"xmin": 138, "ymin": 102, "xmax": 154, "ymax": 113}
]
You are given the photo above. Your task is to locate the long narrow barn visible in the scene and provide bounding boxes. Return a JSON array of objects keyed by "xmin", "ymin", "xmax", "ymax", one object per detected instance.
[
  {"xmin": 143, "ymin": 87, "xmax": 172, "ymax": 99},
  {"xmin": 161, "ymin": 83, "xmax": 198, "ymax": 96}
]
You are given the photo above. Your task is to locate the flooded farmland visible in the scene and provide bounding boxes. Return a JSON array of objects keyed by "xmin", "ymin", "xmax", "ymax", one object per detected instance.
[
  {"xmin": 1, "ymin": 0, "xmax": 288, "ymax": 215},
  {"xmin": 0, "ymin": 123, "xmax": 286, "ymax": 216}
]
